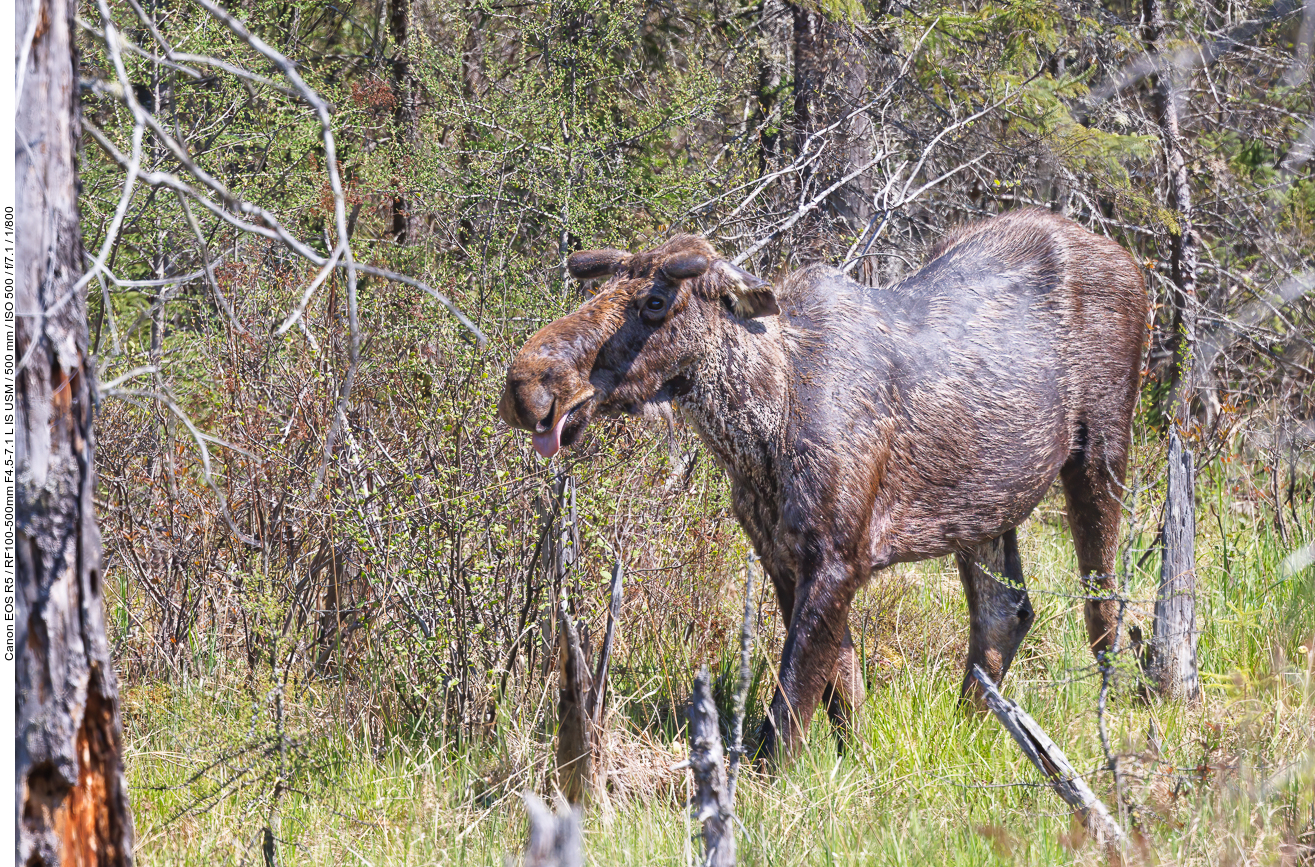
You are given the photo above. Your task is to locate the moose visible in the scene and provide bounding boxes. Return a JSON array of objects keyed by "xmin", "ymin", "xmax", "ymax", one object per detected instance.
[{"xmin": 498, "ymin": 209, "xmax": 1149, "ymax": 764}]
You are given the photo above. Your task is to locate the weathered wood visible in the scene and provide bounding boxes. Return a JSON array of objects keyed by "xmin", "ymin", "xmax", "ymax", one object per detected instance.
[
  {"xmin": 969, "ymin": 666, "xmax": 1127, "ymax": 848},
  {"xmin": 555, "ymin": 600, "xmax": 594, "ymax": 804},
  {"xmin": 727, "ymin": 556, "xmax": 757, "ymax": 804},
  {"xmin": 1150, "ymin": 428, "xmax": 1202, "ymax": 700},
  {"xmin": 689, "ymin": 666, "xmax": 736, "ymax": 867},
  {"xmin": 521, "ymin": 791, "xmax": 583, "ymax": 867},
  {"xmin": 1143, "ymin": 0, "xmax": 1203, "ymax": 704},
  {"xmin": 16, "ymin": 0, "xmax": 135, "ymax": 863},
  {"xmin": 587, "ymin": 558, "xmax": 624, "ymax": 728}
]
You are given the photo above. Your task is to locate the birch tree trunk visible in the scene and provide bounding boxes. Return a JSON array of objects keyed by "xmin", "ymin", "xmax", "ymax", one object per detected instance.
[
  {"xmin": 1143, "ymin": 0, "xmax": 1202, "ymax": 703},
  {"xmin": 15, "ymin": 0, "xmax": 136, "ymax": 861}
]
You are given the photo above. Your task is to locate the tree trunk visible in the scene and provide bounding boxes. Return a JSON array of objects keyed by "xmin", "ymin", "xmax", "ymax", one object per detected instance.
[
  {"xmin": 789, "ymin": 4, "xmax": 874, "ymax": 265},
  {"xmin": 1143, "ymin": 0, "xmax": 1202, "ymax": 703},
  {"xmin": 390, "ymin": 0, "xmax": 416, "ymax": 244},
  {"xmin": 785, "ymin": 6, "xmax": 898, "ymax": 282},
  {"xmin": 16, "ymin": 0, "xmax": 136, "ymax": 862},
  {"xmin": 755, "ymin": 0, "xmax": 792, "ymax": 174}
]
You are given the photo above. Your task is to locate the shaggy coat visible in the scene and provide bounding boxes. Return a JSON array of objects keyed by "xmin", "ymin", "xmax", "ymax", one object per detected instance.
[{"xmin": 499, "ymin": 209, "xmax": 1149, "ymax": 763}]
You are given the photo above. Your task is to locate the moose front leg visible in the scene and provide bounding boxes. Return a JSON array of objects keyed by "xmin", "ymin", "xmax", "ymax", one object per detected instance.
[
  {"xmin": 759, "ymin": 561, "xmax": 858, "ymax": 765},
  {"xmin": 822, "ymin": 629, "xmax": 864, "ymax": 734},
  {"xmin": 763, "ymin": 562, "xmax": 865, "ymax": 737},
  {"xmin": 958, "ymin": 529, "xmax": 1035, "ymax": 706}
]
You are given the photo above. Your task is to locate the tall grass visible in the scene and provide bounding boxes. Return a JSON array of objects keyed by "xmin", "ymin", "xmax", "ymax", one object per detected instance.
[{"xmin": 121, "ymin": 457, "xmax": 1313, "ymax": 866}]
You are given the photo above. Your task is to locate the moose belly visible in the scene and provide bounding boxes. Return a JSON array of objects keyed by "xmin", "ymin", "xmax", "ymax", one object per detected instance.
[{"xmin": 870, "ymin": 382, "xmax": 1071, "ymax": 566}]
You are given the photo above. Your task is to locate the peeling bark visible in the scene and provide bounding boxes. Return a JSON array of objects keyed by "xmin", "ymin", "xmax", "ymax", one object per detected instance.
[{"xmin": 16, "ymin": 0, "xmax": 135, "ymax": 862}]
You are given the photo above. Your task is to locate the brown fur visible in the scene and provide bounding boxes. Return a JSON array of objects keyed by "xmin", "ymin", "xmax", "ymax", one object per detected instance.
[{"xmin": 499, "ymin": 210, "xmax": 1149, "ymax": 765}]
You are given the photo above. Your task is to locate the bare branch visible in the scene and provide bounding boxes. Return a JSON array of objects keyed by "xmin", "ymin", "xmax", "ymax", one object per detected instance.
[
  {"xmin": 726, "ymin": 553, "xmax": 756, "ymax": 806},
  {"xmin": 732, "ymin": 154, "xmax": 884, "ymax": 265},
  {"xmin": 1082, "ymin": 0, "xmax": 1306, "ymax": 113}
]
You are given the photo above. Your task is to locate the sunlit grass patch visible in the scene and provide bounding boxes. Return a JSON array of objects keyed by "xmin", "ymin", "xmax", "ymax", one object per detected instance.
[{"xmin": 123, "ymin": 478, "xmax": 1313, "ymax": 866}]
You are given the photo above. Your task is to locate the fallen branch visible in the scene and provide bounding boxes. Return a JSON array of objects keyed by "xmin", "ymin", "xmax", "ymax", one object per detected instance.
[{"xmin": 968, "ymin": 665, "xmax": 1128, "ymax": 848}]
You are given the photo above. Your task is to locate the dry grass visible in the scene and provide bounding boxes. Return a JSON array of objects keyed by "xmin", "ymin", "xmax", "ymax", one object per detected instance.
[{"xmin": 122, "ymin": 457, "xmax": 1313, "ymax": 866}]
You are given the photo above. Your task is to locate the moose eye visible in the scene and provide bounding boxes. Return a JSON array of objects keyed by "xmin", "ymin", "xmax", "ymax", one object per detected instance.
[{"xmin": 645, "ymin": 296, "xmax": 665, "ymax": 312}]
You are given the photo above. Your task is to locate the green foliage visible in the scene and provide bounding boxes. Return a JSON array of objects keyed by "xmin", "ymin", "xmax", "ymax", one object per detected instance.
[
  {"xmin": 78, "ymin": 0, "xmax": 1315, "ymax": 859},
  {"xmin": 122, "ymin": 480, "xmax": 1314, "ymax": 865}
]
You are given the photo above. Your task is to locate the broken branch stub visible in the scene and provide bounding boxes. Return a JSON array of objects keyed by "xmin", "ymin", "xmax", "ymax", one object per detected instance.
[
  {"xmin": 969, "ymin": 665, "xmax": 1127, "ymax": 849},
  {"xmin": 1150, "ymin": 427, "xmax": 1202, "ymax": 701},
  {"xmin": 689, "ymin": 666, "xmax": 736, "ymax": 867},
  {"xmin": 521, "ymin": 791, "xmax": 583, "ymax": 867},
  {"xmin": 587, "ymin": 559, "xmax": 625, "ymax": 728},
  {"xmin": 556, "ymin": 600, "xmax": 594, "ymax": 805}
]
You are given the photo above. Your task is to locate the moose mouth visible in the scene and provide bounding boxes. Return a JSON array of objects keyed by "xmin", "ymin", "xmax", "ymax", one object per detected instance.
[
  {"xmin": 528, "ymin": 376, "xmax": 692, "ymax": 459},
  {"xmin": 531, "ymin": 397, "xmax": 593, "ymax": 458}
]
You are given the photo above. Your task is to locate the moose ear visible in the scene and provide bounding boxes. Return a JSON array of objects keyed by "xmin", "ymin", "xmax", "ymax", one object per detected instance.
[
  {"xmin": 716, "ymin": 261, "xmax": 780, "ymax": 318},
  {"xmin": 660, "ymin": 251, "xmax": 711, "ymax": 281},
  {"xmin": 567, "ymin": 249, "xmax": 630, "ymax": 280}
]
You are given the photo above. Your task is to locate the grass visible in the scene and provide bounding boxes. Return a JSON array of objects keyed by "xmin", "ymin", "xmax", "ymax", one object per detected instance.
[{"xmin": 121, "ymin": 467, "xmax": 1314, "ymax": 866}]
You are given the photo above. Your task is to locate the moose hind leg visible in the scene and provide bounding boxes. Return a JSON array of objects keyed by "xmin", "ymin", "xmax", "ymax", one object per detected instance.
[
  {"xmin": 1061, "ymin": 442, "xmax": 1129, "ymax": 656},
  {"xmin": 959, "ymin": 529, "xmax": 1035, "ymax": 704}
]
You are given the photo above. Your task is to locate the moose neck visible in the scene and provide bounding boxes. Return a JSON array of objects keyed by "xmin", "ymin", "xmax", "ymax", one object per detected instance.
[{"xmin": 678, "ymin": 312, "xmax": 792, "ymax": 492}]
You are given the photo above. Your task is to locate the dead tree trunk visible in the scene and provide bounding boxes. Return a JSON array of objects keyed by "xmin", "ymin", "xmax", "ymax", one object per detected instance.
[
  {"xmin": 1143, "ymin": 0, "xmax": 1202, "ymax": 703},
  {"xmin": 555, "ymin": 599, "xmax": 594, "ymax": 805},
  {"xmin": 554, "ymin": 559, "xmax": 623, "ymax": 806},
  {"xmin": 1153, "ymin": 428, "xmax": 1201, "ymax": 699},
  {"xmin": 16, "ymin": 0, "xmax": 135, "ymax": 862}
]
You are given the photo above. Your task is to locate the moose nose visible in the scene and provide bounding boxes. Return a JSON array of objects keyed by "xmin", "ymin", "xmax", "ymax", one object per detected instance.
[
  {"xmin": 534, "ymin": 402, "xmax": 556, "ymax": 433},
  {"xmin": 498, "ymin": 374, "xmax": 557, "ymax": 433}
]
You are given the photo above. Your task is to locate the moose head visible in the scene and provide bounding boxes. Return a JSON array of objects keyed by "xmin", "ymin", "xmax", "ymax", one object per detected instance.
[{"xmin": 498, "ymin": 235, "xmax": 778, "ymax": 457}]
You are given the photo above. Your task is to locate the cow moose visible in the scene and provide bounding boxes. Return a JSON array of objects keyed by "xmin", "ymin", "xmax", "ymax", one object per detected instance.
[{"xmin": 498, "ymin": 209, "xmax": 1149, "ymax": 764}]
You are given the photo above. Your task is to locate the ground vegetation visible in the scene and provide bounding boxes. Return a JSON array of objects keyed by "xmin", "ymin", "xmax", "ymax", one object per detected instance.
[{"xmin": 69, "ymin": 0, "xmax": 1314, "ymax": 860}]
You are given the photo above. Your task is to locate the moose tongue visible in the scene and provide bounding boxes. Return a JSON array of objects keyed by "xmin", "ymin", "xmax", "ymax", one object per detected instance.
[{"xmin": 531, "ymin": 412, "xmax": 569, "ymax": 458}]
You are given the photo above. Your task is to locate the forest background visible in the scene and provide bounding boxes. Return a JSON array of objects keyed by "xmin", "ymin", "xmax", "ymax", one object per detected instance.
[{"xmin": 68, "ymin": 0, "xmax": 1314, "ymax": 861}]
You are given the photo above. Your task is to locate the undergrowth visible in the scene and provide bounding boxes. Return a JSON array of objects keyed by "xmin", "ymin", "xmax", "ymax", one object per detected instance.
[{"xmin": 120, "ymin": 459, "xmax": 1314, "ymax": 866}]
